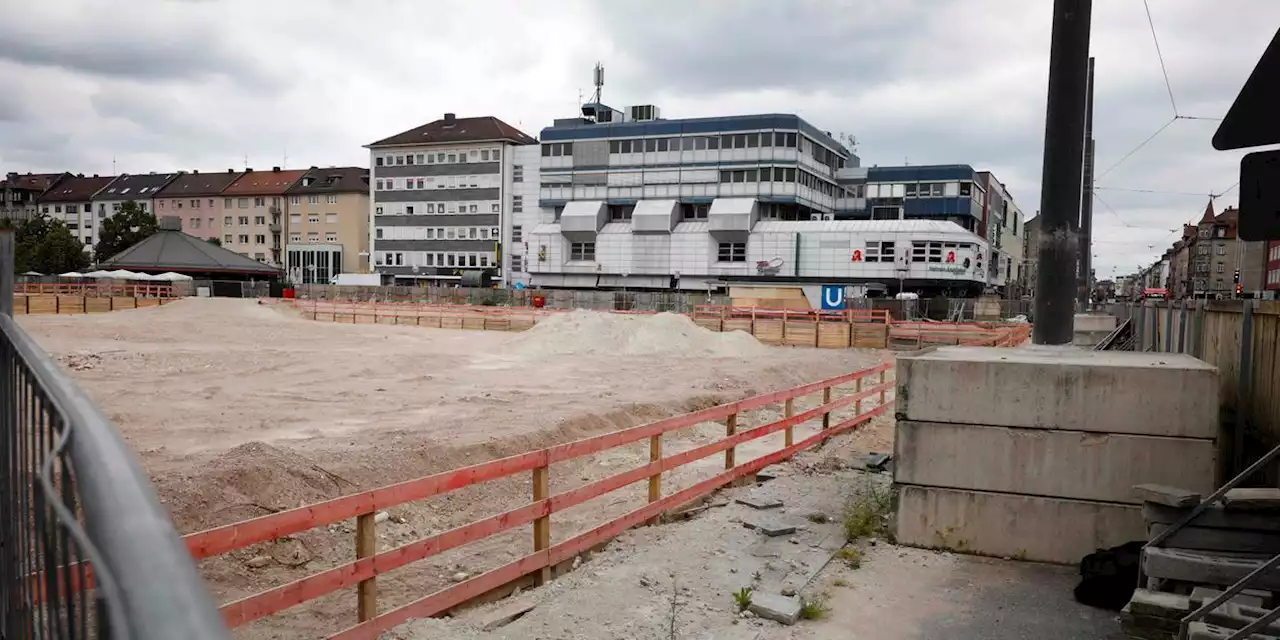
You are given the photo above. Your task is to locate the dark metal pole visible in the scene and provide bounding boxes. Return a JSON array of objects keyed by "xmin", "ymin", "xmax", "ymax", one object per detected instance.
[
  {"xmin": 1078, "ymin": 57, "xmax": 1096, "ymax": 310},
  {"xmin": 0, "ymin": 230, "xmax": 12, "ymax": 317},
  {"xmin": 1034, "ymin": 0, "xmax": 1093, "ymax": 345}
]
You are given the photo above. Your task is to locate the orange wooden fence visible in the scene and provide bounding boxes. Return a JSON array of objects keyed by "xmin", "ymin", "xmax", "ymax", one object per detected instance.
[
  {"xmin": 890, "ymin": 321, "xmax": 1031, "ymax": 348},
  {"xmin": 288, "ymin": 299, "xmax": 543, "ymax": 331},
  {"xmin": 17, "ymin": 282, "xmax": 176, "ymax": 297},
  {"xmin": 171, "ymin": 361, "xmax": 894, "ymax": 638}
]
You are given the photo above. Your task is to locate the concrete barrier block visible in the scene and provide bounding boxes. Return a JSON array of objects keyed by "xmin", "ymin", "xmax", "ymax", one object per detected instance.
[
  {"xmin": 897, "ymin": 347, "xmax": 1218, "ymax": 439},
  {"xmin": 895, "ymin": 485, "xmax": 1144, "ymax": 565},
  {"xmin": 1143, "ymin": 547, "xmax": 1280, "ymax": 591},
  {"xmin": 895, "ymin": 421, "xmax": 1216, "ymax": 504}
]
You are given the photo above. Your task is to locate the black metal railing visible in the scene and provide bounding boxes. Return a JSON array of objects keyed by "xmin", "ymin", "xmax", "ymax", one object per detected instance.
[{"xmin": 0, "ymin": 233, "xmax": 226, "ymax": 638}]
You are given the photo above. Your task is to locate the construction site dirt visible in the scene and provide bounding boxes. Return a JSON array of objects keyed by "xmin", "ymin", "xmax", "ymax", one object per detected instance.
[{"xmin": 20, "ymin": 298, "xmax": 885, "ymax": 638}]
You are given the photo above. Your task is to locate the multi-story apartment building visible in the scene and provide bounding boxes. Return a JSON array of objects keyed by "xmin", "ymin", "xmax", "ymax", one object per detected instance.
[
  {"xmin": 1021, "ymin": 214, "xmax": 1040, "ymax": 297},
  {"xmin": 507, "ymin": 144, "xmax": 542, "ymax": 286},
  {"xmin": 89, "ymin": 172, "xmax": 180, "ymax": 247},
  {"xmin": 522, "ymin": 103, "xmax": 991, "ymax": 294},
  {"xmin": 1187, "ymin": 202, "xmax": 1265, "ymax": 298},
  {"xmin": 367, "ymin": 113, "xmax": 538, "ymax": 285},
  {"xmin": 1, "ymin": 172, "xmax": 68, "ymax": 221},
  {"xmin": 1267, "ymin": 241, "xmax": 1280, "ymax": 295},
  {"xmin": 35, "ymin": 174, "xmax": 115, "ymax": 252},
  {"xmin": 979, "ymin": 172, "xmax": 1024, "ymax": 293},
  {"xmin": 283, "ymin": 166, "xmax": 370, "ymax": 283},
  {"xmin": 152, "ymin": 170, "xmax": 244, "ymax": 243},
  {"xmin": 217, "ymin": 168, "xmax": 307, "ymax": 265}
]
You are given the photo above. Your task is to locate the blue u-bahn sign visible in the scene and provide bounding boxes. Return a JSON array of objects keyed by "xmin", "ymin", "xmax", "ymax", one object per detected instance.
[{"xmin": 820, "ymin": 285, "xmax": 846, "ymax": 310}]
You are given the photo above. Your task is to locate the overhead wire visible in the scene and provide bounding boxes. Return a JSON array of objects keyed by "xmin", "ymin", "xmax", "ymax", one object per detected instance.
[{"xmin": 1143, "ymin": 0, "xmax": 1178, "ymax": 116}]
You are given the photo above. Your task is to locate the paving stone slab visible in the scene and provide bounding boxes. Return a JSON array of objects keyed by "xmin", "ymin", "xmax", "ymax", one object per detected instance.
[
  {"xmin": 1191, "ymin": 586, "xmax": 1266, "ymax": 610},
  {"xmin": 735, "ymin": 496, "xmax": 784, "ymax": 510},
  {"xmin": 1188, "ymin": 621, "xmax": 1280, "ymax": 640},
  {"xmin": 478, "ymin": 599, "xmax": 536, "ymax": 631},
  {"xmin": 1134, "ymin": 484, "xmax": 1203, "ymax": 508},
  {"xmin": 1143, "ymin": 547, "xmax": 1280, "ymax": 591},
  {"xmin": 1205, "ymin": 603, "xmax": 1280, "ymax": 635},
  {"xmin": 1128, "ymin": 589, "xmax": 1190, "ymax": 618},
  {"xmin": 1224, "ymin": 489, "xmax": 1280, "ymax": 511},
  {"xmin": 1144, "ymin": 503, "xmax": 1280, "ymax": 532},
  {"xmin": 748, "ymin": 593, "xmax": 801, "ymax": 625},
  {"xmin": 1120, "ymin": 608, "xmax": 1179, "ymax": 633},
  {"xmin": 742, "ymin": 519, "xmax": 798, "ymax": 537},
  {"xmin": 1150, "ymin": 523, "xmax": 1280, "ymax": 555}
]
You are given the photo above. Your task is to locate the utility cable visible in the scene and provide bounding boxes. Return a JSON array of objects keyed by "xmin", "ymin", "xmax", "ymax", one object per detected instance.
[
  {"xmin": 1144, "ymin": 0, "xmax": 1178, "ymax": 116},
  {"xmin": 1095, "ymin": 117, "xmax": 1176, "ymax": 181}
]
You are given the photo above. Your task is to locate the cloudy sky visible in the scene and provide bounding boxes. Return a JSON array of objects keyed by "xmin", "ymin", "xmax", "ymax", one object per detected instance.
[{"xmin": 1, "ymin": 0, "xmax": 1277, "ymax": 279}]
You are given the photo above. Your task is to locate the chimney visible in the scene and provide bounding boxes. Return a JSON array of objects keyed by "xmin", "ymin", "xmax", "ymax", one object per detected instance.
[
  {"xmin": 92, "ymin": 174, "xmax": 99, "ymax": 178},
  {"xmin": 227, "ymin": 169, "xmax": 234, "ymax": 173},
  {"xmin": 193, "ymin": 169, "xmax": 199, "ymax": 174},
  {"xmin": 245, "ymin": 167, "xmax": 253, "ymax": 172},
  {"xmin": 272, "ymin": 166, "xmax": 280, "ymax": 172},
  {"xmin": 444, "ymin": 112, "xmax": 456, "ymax": 124},
  {"xmin": 158, "ymin": 216, "xmax": 182, "ymax": 231},
  {"xmin": 77, "ymin": 173, "xmax": 84, "ymax": 178}
]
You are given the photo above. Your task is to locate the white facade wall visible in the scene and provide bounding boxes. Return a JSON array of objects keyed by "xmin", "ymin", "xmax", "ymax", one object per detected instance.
[
  {"xmin": 526, "ymin": 220, "xmax": 989, "ymax": 290},
  {"xmin": 506, "ymin": 145, "xmax": 542, "ymax": 286}
]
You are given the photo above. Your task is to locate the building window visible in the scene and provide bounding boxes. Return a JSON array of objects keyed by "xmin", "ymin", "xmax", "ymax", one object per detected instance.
[
  {"xmin": 307, "ymin": 232, "xmax": 319, "ymax": 243},
  {"xmin": 469, "ymin": 204, "xmax": 478, "ymax": 213},
  {"xmin": 681, "ymin": 203, "xmax": 709, "ymax": 220},
  {"xmin": 325, "ymin": 194, "xmax": 338, "ymax": 204},
  {"xmin": 512, "ymin": 225, "xmax": 522, "ymax": 243},
  {"xmin": 375, "ymin": 157, "xmax": 383, "ymax": 166},
  {"xmin": 253, "ymin": 197, "xmax": 265, "ymax": 207},
  {"xmin": 512, "ymin": 195, "xmax": 523, "ymax": 213},
  {"xmin": 326, "ymin": 213, "xmax": 338, "ymax": 224},
  {"xmin": 290, "ymin": 196, "xmax": 300, "ymax": 205},
  {"xmin": 325, "ymin": 232, "xmax": 338, "ymax": 243},
  {"xmin": 238, "ymin": 216, "xmax": 249, "ymax": 225},
  {"xmin": 254, "ymin": 216, "xmax": 265, "ymax": 225},
  {"xmin": 308, "ymin": 214, "xmax": 320, "ymax": 223},
  {"xmin": 512, "ymin": 255, "xmax": 523, "ymax": 272},
  {"xmin": 254, "ymin": 234, "xmax": 266, "ymax": 244},
  {"xmin": 237, "ymin": 198, "xmax": 249, "ymax": 208},
  {"xmin": 513, "ymin": 165, "xmax": 523, "ymax": 182},
  {"xmin": 1217, "ymin": 264, "xmax": 1225, "ymax": 274},
  {"xmin": 717, "ymin": 242, "xmax": 747, "ymax": 263},
  {"xmin": 481, "ymin": 150, "xmax": 490, "ymax": 161},
  {"xmin": 569, "ymin": 242, "xmax": 595, "ymax": 261},
  {"xmin": 308, "ymin": 195, "xmax": 320, "ymax": 204},
  {"xmin": 224, "ymin": 234, "xmax": 233, "ymax": 243},
  {"xmin": 191, "ymin": 218, "xmax": 202, "ymax": 229},
  {"xmin": 1217, "ymin": 245, "xmax": 1227, "ymax": 256},
  {"xmin": 608, "ymin": 204, "xmax": 634, "ymax": 221},
  {"xmin": 865, "ymin": 241, "xmax": 895, "ymax": 263},
  {"xmin": 289, "ymin": 214, "xmax": 302, "ymax": 225},
  {"xmin": 959, "ymin": 182, "xmax": 972, "ymax": 197},
  {"xmin": 238, "ymin": 234, "xmax": 249, "ymax": 244}
]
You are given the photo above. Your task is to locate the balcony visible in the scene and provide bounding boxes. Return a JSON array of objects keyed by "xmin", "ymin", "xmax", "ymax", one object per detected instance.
[
  {"xmin": 269, "ymin": 206, "xmax": 282, "ymax": 215},
  {"xmin": 268, "ymin": 223, "xmax": 281, "ymax": 233}
]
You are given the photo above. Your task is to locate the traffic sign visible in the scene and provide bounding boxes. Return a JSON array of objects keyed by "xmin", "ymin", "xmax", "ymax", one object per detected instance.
[{"xmin": 820, "ymin": 285, "xmax": 846, "ymax": 310}]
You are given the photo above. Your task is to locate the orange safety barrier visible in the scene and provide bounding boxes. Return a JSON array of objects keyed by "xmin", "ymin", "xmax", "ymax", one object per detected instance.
[
  {"xmin": 890, "ymin": 321, "xmax": 1031, "ymax": 348},
  {"xmin": 692, "ymin": 304, "xmax": 891, "ymax": 324},
  {"xmin": 287, "ymin": 299, "xmax": 544, "ymax": 329},
  {"xmin": 167, "ymin": 361, "xmax": 896, "ymax": 637},
  {"xmin": 17, "ymin": 282, "xmax": 175, "ymax": 298}
]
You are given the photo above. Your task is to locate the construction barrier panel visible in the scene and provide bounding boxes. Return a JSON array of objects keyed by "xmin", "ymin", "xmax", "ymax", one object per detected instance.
[{"xmin": 12, "ymin": 294, "xmax": 174, "ymax": 315}]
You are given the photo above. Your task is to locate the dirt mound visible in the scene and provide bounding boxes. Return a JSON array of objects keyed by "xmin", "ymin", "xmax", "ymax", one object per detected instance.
[
  {"xmin": 512, "ymin": 310, "xmax": 767, "ymax": 358},
  {"xmin": 156, "ymin": 441, "xmax": 355, "ymax": 532}
]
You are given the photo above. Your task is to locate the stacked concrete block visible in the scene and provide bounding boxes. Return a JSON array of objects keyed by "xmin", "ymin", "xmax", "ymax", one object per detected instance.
[
  {"xmin": 894, "ymin": 346, "xmax": 1219, "ymax": 564},
  {"xmin": 1074, "ymin": 313, "xmax": 1119, "ymax": 347}
]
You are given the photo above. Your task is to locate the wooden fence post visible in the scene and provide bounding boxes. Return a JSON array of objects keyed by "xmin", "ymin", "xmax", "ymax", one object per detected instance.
[
  {"xmin": 724, "ymin": 412, "xmax": 738, "ymax": 469},
  {"xmin": 647, "ymin": 434, "xmax": 662, "ymax": 526},
  {"xmin": 355, "ymin": 512, "xmax": 377, "ymax": 622},
  {"xmin": 532, "ymin": 465, "xmax": 551, "ymax": 586},
  {"xmin": 855, "ymin": 377, "xmax": 863, "ymax": 415},
  {"xmin": 821, "ymin": 385, "xmax": 832, "ymax": 429},
  {"xmin": 783, "ymin": 398, "xmax": 794, "ymax": 447},
  {"xmin": 878, "ymin": 369, "xmax": 887, "ymax": 405}
]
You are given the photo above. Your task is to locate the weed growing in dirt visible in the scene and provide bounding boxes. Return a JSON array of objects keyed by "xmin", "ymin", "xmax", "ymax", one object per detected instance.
[
  {"xmin": 832, "ymin": 578, "xmax": 851, "ymax": 587},
  {"xmin": 806, "ymin": 512, "xmax": 831, "ymax": 524},
  {"xmin": 798, "ymin": 593, "xmax": 831, "ymax": 620},
  {"xmin": 667, "ymin": 576, "xmax": 683, "ymax": 640},
  {"xmin": 835, "ymin": 546, "xmax": 862, "ymax": 569},
  {"xmin": 732, "ymin": 586, "xmax": 754, "ymax": 612},
  {"xmin": 843, "ymin": 479, "xmax": 894, "ymax": 542}
]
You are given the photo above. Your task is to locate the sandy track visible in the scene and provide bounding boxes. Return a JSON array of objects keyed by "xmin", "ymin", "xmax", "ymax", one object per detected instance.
[{"xmin": 20, "ymin": 299, "xmax": 884, "ymax": 638}]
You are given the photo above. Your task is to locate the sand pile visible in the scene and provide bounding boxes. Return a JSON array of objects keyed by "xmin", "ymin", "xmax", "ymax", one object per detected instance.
[{"xmin": 512, "ymin": 310, "xmax": 768, "ymax": 357}]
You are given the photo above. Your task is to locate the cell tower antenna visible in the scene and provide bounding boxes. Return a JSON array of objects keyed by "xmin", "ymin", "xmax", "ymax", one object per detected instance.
[{"xmin": 590, "ymin": 62, "xmax": 604, "ymax": 104}]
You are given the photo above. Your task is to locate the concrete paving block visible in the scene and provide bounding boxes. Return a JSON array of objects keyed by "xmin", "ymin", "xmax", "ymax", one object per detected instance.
[
  {"xmin": 735, "ymin": 496, "xmax": 784, "ymax": 510},
  {"xmin": 1149, "ymin": 523, "xmax": 1280, "ymax": 555},
  {"xmin": 1134, "ymin": 484, "xmax": 1203, "ymax": 508},
  {"xmin": 1224, "ymin": 489, "xmax": 1280, "ymax": 511},
  {"xmin": 895, "ymin": 485, "xmax": 1144, "ymax": 565},
  {"xmin": 895, "ymin": 421, "xmax": 1216, "ymax": 504},
  {"xmin": 1143, "ymin": 547, "xmax": 1280, "ymax": 591},
  {"xmin": 897, "ymin": 347, "xmax": 1218, "ymax": 438},
  {"xmin": 1127, "ymin": 589, "xmax": 1190, "ymax": 618},
  {"xmin": 1205, "ymin": 603, "xmax": 1280, "ymax": 634},
  {"xmin": 1144, "ymin": 503, "xmax": 1280, "ymax": 533},
  {"xmin": 1191, "ymin": 586, "xmax": 1265, "ymax": 610},
  {"xmin": 478, "ymin": 599, "xmax": 536, "ymax": 631},
  {"xmin": 748, "ymin": 593, "xmax": 801, "ymax": 625},
  {"xmin": 1189, "ymin": 621, "xmax": 1280, "ymax": 640}
]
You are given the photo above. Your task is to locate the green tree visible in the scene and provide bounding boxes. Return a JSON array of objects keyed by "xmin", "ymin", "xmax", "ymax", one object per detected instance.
[
  {"xmin": 94, "ymin": 200, "xmax": 157, "ymax": 263},
  {"xmin": 206, "ymin": 237, "xmax": 222, "ymax": 246},
  {"xmin": 12, "ymin": 217, "xmax": 89, "ymax": 274}
]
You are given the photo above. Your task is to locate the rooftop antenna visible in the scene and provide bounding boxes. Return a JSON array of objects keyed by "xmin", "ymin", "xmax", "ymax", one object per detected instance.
[
  {"xmin": 590, "ymin": 62, "xmax": 604, "ymax": 104},
  {"xmin": 112, "ymin": 155, "xmax": 116, "ymax": 174}
]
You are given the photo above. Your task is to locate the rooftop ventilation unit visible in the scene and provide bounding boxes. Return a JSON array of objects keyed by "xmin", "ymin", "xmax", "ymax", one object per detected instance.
[{"xmin": 628, "ymin": 105, "xmax": 661, "ymax": 122}]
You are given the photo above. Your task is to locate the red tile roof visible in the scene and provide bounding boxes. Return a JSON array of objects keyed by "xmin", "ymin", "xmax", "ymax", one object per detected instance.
[
  {"xmin": 0, "ymin": 172, "xmax": 67, "ymax": 192},
  {"xmin": 367, "ymin": 114, "xmax": 537, "ymax": 147},
  {"xmin": 220, "ymin": 169, "xmax": 308, "ymax": 196},
  {"xmin": 154, "ymin": 171, "xmax": 245, "ymax": 198}
]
